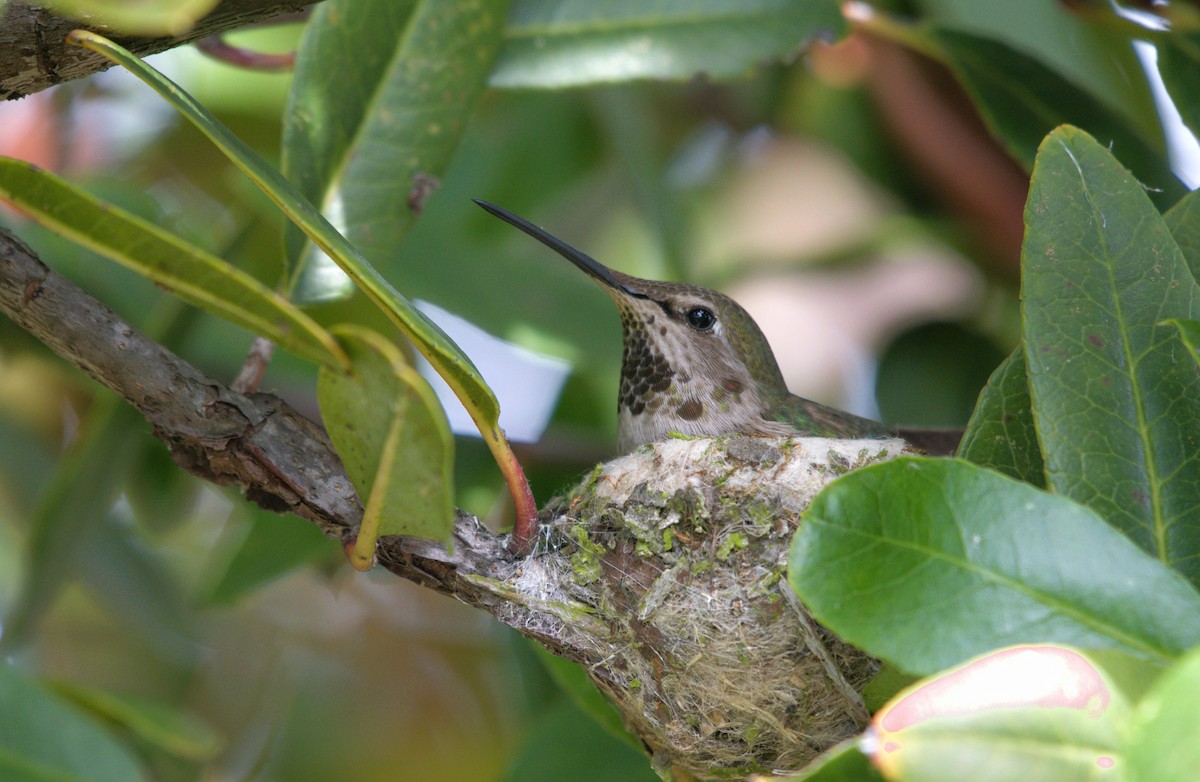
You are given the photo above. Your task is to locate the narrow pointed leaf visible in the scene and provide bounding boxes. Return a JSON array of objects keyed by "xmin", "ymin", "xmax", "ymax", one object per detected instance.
[
  {"xmin": 0, "ymin": 158, "xmax": 347, "ymax": 370},
  {"xmin": 67, "ymin": 31, "xmax": 499, "ymax": 437},
  {"xmin": 1022, "ymin": 126, "xmax": 1200, "ymax": 582},
  {"xmin": 957, "ymin": 347, "xmax": 1044, "ymax": 486},
  {"xmin": 788, "ymin": 457, "xmax": 1200, "ymax": 676},
  {"xmin": 318, "ymin": 326, "xmax": 454, "ymax": 564},
  {"xmin": 284, "ymin": 0, "xmax": 507, "ymax": 301},
  {"xmin": 490, "ymin": 0, "xmax": 844, "ymax": 88},
  {"xmin": 49, "ymin": 682, "xmax": 220, "ymax": 762},
  {"xmin": 69, "ymin": 32, "xmax": 537, "ymax": 535},
  {"xmin": 934, "ymin": 30, "xmax": 1183, "ymax": 207}
]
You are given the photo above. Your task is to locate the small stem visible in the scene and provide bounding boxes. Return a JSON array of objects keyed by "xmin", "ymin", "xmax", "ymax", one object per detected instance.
[
  {"xmin": 231, "ymin": 336, "xmax": 275, "ymax": 393},
  {"xmin": 194, "ymin": 36, "xmax": 295, "ymax": 71},
  {"xmin": 484, "ymin": 426, "xmax": 538, "ymax": 554}
]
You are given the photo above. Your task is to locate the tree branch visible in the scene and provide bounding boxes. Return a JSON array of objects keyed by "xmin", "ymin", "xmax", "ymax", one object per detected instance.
[
  {"xmin": 0, "ymin": 225, "xmax": 527, "ymax": 608},
  {"xmin": 1, "ymin": 0, "xmax": 323, "ymax": 101}
]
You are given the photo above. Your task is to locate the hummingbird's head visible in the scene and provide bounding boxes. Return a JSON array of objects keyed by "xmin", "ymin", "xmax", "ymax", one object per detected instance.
[{"xmin": 476, "ymin": 200, "xmax": 792, "ymax": 451}]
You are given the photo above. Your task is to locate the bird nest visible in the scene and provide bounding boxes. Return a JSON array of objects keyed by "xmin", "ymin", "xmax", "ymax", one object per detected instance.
[{"xmin": 494, "ymin": 434, "xmax": 909, "ymax": 779}]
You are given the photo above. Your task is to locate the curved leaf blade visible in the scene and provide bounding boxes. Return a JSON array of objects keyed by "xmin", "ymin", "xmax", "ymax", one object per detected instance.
[
  {"xmin": 1022, "ymin": 126, "xmax": 1200, "ymax": 582},
  {"xmin": 318, "ymin": 325, "xmax": 454, "ymax": 568},
  {"xmin": 490, "ymin": 0, "xmax": 844, "ymax": 88},
  {"xmin": 67, "ymin": 31, "xmax": 496, "ymax": 415},
  {"xmin": 788, "ymin": 457, "xmax": 1200, "ymax": 676},
  {"xmin": 0, "ymin": 158, "xmax": 347, "ymax": 370},
  {"xmin": 934, "ymin": 30, "xmax": 1183, "ymax": 207},
  {"xmin": 957, "ymin": 347, "xmax": 1044, "ymax": 486},
  {"xmin": 69, "ymin": 31, "xmax": 537, "ymax": 538},
  {"xmin": 284, "ymin": 0, "xmax": 507, "ymax": 301}
]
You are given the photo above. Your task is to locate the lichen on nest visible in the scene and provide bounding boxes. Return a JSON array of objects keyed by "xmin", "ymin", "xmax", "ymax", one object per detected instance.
[{"xmin": 493, "ymin": 434, "xmax": 910, "ymax": 780}]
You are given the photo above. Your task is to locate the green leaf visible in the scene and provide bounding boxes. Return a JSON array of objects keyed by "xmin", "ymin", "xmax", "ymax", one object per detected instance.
[
  {"xmin": 49, "ymin": 682, "xmax": 220, "ymax": 762},
  {"xmin": 1164, "ymin": 186, "xmax": 1200, "ymax": 282},
  {"xmin": 1, "ymin": 398, "xmax": 139, "ymax": 653},
  {"xmin": 63, "ymin": 35, "xmax": 541, "ymax": 536},
  {"xmin": 1157, "ymin": 33, "xmax": 1200, "ymax": 140},
  {"xmin": 788, "ymin": 457, "xmax": 1200, "ymax": 676},
  {"xmin": 956, "ymin": 347, "xmax": 1044, "ymax": 486},
  {"xmin": 204, "ymin": 506, "xmax": 332, "ymax": 606},
  {"xmin": 491, "ymin": 0, "xmax": 844, "ymax": 88},
  {"xmin": 778, "ymin": 739, "xmax": 881, "ymax": 782},
  {"xmin": 530, "ymin": 645, "xmax": 639, "ymax": 751},
  {"xmin": 868, "ymin": 645, "xmax": 1128, "ymax": 782},
  {"xmin": 36, "ymin": 0, "xmax": 219, "ymax": 35},
  {"xmin": 1126, "ymin": 645, "xmax": 1200, "ymax": 782},
  {"xmin": 0, "ymin": 665, "xmax": 146, "ymax": 782},
  {"xmin": 318, "ymin": 325, "xmax": 454, "ymax": 567},
  {"xmin": 0, "ymin": 158, "xmax": 347, "ymax": 370},
  {"xmin": 1022, "ymin": 126, "xmax": 1200, "ymax": 582},
  {"xmin": 933, "ymin": 30, "xmax": 1184, "ymax": 207},
  {"xmin": 284, "ymin": 0, "xmax": 507, "ymax": 302},
  {"xmin": 1162, "ymin": 320, "xmax": 1200, "ymax": 368}
]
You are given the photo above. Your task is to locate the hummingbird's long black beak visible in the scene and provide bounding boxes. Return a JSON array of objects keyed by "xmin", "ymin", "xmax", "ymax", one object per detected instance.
[{"xmin": 473, "ymin": 199, "xmax": 645, "ymax": 298}]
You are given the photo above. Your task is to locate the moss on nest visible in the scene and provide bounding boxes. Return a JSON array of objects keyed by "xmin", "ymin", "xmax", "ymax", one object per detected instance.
[{"xmin": 507, "ymin": 434, "xmax": 908, "ymax": 779}]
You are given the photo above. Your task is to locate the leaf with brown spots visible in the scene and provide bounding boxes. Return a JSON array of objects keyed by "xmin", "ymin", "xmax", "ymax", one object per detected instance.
[{"xmin": 1022, "ymin": 126, "xmax": 1200, "ymax": 586}]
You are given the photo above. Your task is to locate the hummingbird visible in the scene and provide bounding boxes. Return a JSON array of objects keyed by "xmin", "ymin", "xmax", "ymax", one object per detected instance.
[{"xmin": 475, "ymin": 200, "xmax": 960, "ymax": 456}]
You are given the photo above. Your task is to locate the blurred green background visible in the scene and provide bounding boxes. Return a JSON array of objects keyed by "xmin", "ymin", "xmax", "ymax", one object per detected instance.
[{"xmin": 0, "ymin": 0, "xmax": 1194, "ymax": 779}]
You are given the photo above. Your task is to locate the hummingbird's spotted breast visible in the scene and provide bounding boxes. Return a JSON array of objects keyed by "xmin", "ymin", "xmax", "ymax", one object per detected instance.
[{"xmin": 618, "ymin": 311, "xmax": 674, "ymax": 416}]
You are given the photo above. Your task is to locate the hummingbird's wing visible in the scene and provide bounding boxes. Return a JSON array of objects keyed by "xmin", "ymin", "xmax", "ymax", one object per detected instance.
[{"xmin": 768, "ymin": 394, "xmax": 894, "ymax": 440}]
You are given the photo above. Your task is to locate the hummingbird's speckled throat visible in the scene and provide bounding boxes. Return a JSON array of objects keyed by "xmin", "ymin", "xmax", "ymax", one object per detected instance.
[{"xmin": 474, "ymin": 200, "xmax": 903, "ymax": 453}]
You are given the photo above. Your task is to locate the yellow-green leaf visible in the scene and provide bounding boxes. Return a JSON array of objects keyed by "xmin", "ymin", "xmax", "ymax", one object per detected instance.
[
  {"xmin": 318, "ymin": 325, "xmax": 454, "ymax": 569},
  {"xmin": 0, "ymin": 158, "xmax": 347, "ymax": 370},
  {"xmin": 37, "ymin": 0, "xmax": 219, "ymax": 36}
]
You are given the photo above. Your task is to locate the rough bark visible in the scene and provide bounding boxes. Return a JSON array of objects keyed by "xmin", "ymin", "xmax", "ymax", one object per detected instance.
[
  {"xmin": 0, "ymin": 225, "xmax": 523, "ymax": 611},
  {"xmin": 1, "ymin": 0, "xmax": 322, "ymax": 101}
]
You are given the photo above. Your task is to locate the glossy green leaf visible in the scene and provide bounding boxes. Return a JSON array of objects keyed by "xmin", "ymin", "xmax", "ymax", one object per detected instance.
[
  {"xmin": 788, "ymin": 457, "xmax": 1200, "ymax": 676},
  {"xmin": 50, "ymin": 682, "xmax": 220, "ymax": 762},
  {"xmin": 1157, "ymin": 33, "xmax": 1200, "ymax": 140},
  {"xmin": 318, "ymin": 325, "xmax": 454, "ymax": 566},
  {"xmin": 1126, "ymin": 645, "xmax": 1200, "ymax": 782},
  {"xmin": 0, "ymin": 158, "xmax": 347, "ymax": 370},
  {"xmin": 284, "ymin": 0, "xmax": 507, "ymax": 302},
  {"xmin": 37, "ymin": 0, "xmax": 219, "ymax": 35},
  {"xmin": 779, "ymin": 739, "xmax": 881, "ymax": 782},
  {"xmin": 956, "ymin": 346, "xmax": 1044, "ymax": 486},
  {"xmin": 934, "ymin": 30, "xmax": 1183, "ymax": 207},
  {"xmin": 0, "ymin": 665, "xmax": 145, "ymax": 782},
  {"xmin": 869, "ymin": 645, "xmax": 1128, "ymax": 782},
  {"xmin": 491, "ymin": 0, "xmax": 844, "ymax": 88},
  {"xmin": 1164, "ymin": 185, "xmax": 1200, "ymax": 281},
  {"xmin": 1022, "ymin": 126, "xmax": 1200, "ymax": 582},
  {"xmin": 204, "ymin": 506, "xmax": 332, "ymax": 606}
]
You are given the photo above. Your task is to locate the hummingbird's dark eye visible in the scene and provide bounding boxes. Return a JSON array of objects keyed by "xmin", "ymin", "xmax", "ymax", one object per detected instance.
[{"xmin": 686, "ymin": 306, "xmax": 716, "ymax": 331}]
